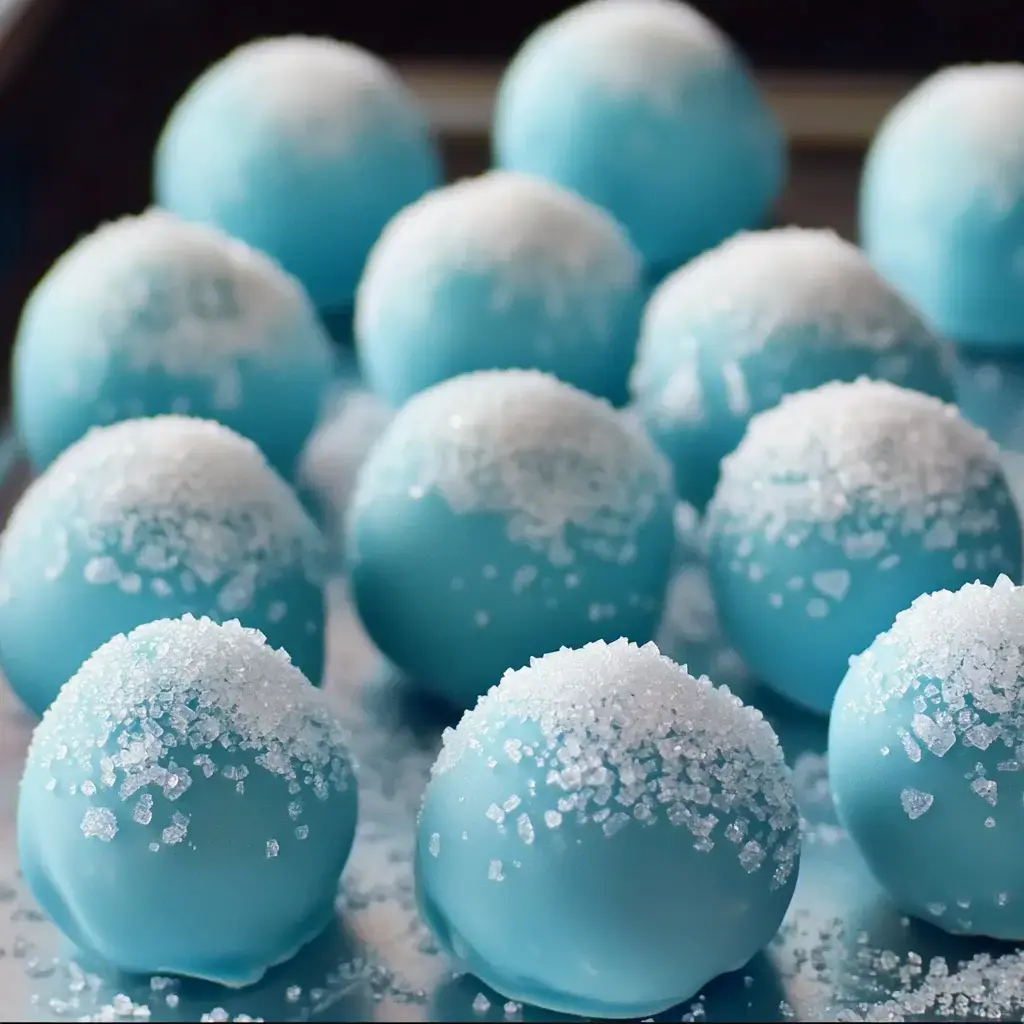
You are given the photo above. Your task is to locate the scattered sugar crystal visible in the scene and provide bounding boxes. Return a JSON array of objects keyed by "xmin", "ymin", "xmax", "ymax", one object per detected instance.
[
  {"xmin": 80, "ymin": 807, "xmax": 117, "ymax": 841},
  {"xmin": 900, "ymin": 788, "xmax": 934, "ymax": 819},
  {"xmin": 285, "ymin": 985, "xmax": 302, "ymax": 1003},
  {"xmin": 428, "ymin": 832, "xmax": 440, "ymax": 857},
  {"xmin": 435, "ymin": 639, "xmax": 800, "ymax": 886},
  {"xmin": 295, "ymin": 824, "xmax": 309, "ymax": 840},
  {"xmin": 132, "ymin": 794, "xmax": 154, "ymax": 825},
  {"xmin": 516, "ymin": 813, "xmax": 535, "ymax": 844},
  {"xmin": 972, "ymin": 777, "xmax": 998, "ymax": 805},
  {"xmin": 488, "ymin": 859, "xmax": 505, "ymax": 881},
  {"xmin": 472, "ymin": 993, "xmax": 491, "ymax": 1014},
  {"xmin": 161, "ymin": 811, "xmax": 190, "ymax": 845},
  {"xmin": 266, "ymin": 839, "xmax": 280, "ymax": 858}
]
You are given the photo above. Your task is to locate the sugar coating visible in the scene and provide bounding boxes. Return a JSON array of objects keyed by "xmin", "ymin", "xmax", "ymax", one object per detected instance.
[
  {"xmin": 33, "ymin": 209, "xmax": 324, "ymax": 400},
  {"xmin": 186, "ymin": 36, "xmax": 428, "ymax": 158},
  {"xmin": 356, "ymin": 171, "xmax": 641, "ymax": 343},
  {"xmin": 634, "ymin": 228, "xmax": 950, "ymax": 423},
  {"xmin": 27, "ymin": 616, "xmax": 351, "ymax": 798},
  {"xmin": 3, "ymin": 416, "xmax": 324, "ymax": 602},
  {"xmin": 435, "ymin": 638, "xmax": 799, "ymax": 884},
  {"xmin": 351, "ymin": 370, "xmax": 673, "ymax": 566},
  {"xmin": 711, "ymin": 378, "xmax": 1005, "ymax": 545}
]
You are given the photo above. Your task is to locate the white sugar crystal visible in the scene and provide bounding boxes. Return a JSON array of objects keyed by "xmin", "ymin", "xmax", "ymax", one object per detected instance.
[
  {"xmin": 352, "ymin": 370, "xmax": 673, "ymax": 566},
  {"xmin": 80, "ymin": 807, "xmax": 118, "ymax": 841},
  {"xmin": 4, "ymin": 416, "xmax": 324, "ymax": 594},
  {"xmin": 266, "ymin": 839, "xmax": 280, "ymax": 858},
  {"xmin": 972, "ymin": 777, "xmax": 998, "ymax": 805},
  {"xmin": 472, "ymin": 992, "xmax": 491, "ymax": 1014},
  {"xmin": 27, "ymin": 617, "xmax": 353, "ymax": 820},
  {"xmin": 812, "ymin": 569, "xmax": 852, "ymax": 602},
  {"xmin": 848, "ymin": 577, "xmax": 1024, "ymax": 767},
  {"xmin": 357, "ymin": 171, "xmax": 640, "ymax": 342},
  {"xmin": 435, "ymin": 638, "xmax": 799, "ymax": 886},
  {"xmin": 191, "ymin": 36, "xmax": 427, "ymax": 157},
  {"xmin": 428, "ymin": 832, "xmax": 440, "ymax": 857},
  {"xmin": 900, "ymin": 788, "xmax": 934, "ymax": 819},
  {"xmin": 488, "ymin": 859, "xmax": 505, "ymax": 881},
  {"xmin": 161, "ymin": 811, "xmax": 190, "ymax": 845},
  {"xmin": 710, "ymin": 379, "xmax": 1005, "ymax": 545}
]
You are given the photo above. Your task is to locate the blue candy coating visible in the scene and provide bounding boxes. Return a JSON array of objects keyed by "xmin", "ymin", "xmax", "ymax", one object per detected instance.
[
  {"xmin": 356, "ymin": 171, "xmax": 644, "ymax": 408},
  {"xmin": 706, "ymin": 379, "xmax": 1023, "ymax": 716},
  {"xmin": 13, "ymin": 210, "xmax": 337, "ymax": 480},
  {"xmin": 17, "ymin": 615, "xmax": 357, "ymax": 985},
  {"xmin": 493, "ymin": 0, "xmax": 785, "ymax": 275},
  {"xmin": 861, "ymin": 64, "xmax": 1024, "ymax": 350},
  {"xmin": 347, "ymin": 370, "xmax": 676, "ymax": 709},
  {"xmin": 830, "ymin": 576, "xmax": 1024, "ymax": 939},
  {"xmin": 630, "ymin": 228, "xmax": 957, "ymax": 510},
  {"xmin": 0, "ymin": 416, "xmax": 327, "ymax": 717},
  {"xmin": 415, "ymin": 639, "xmax": 801, "ymax": 1018},
  {"xmin": 155, "ymin": 36, "xmax": 442, "ymax": 314}
]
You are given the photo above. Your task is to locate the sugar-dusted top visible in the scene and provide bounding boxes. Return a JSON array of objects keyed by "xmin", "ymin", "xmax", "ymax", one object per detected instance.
[
  {"xmin": 35, "ymin": 208, "xmax": 329, "ymax": 383},
  {"xmin": 27, "ymin": 615, "xmax": 351, "ymax": 797},
  {"xmin": 880, "ymin": 63, "xmax": 1024, "ymax": 206},
  {"xmin": 350, "ymin": 370, "xmax": 673, "ymax": 566},
  {"xmin": 641, "ymin": 228, "xmax": 937, "ymax": 354},
  {"xmin": 356, "ymin": 171, "xmax": 641, "ymax": 339},
  {"xmin": 3, "ymin": 416, "xmax": 324, "ymax": 594},
  {"xmin": 199, "ymin": 35, "xmax": 428, "ymax": 155},
  {"xmin": 709, "ymin": 378, "xmax": 1005, "ymax": 543},
  {"xmin": 434, "ymin": 638, "xmax": 799, "ymax": 886},
  {"xmin": 527, "ymin": 0, "xmax": 734, "ymax": 110}
]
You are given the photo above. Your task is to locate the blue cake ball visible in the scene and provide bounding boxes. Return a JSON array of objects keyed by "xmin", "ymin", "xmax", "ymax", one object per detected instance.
[
  {"xmin": 0, "ymin": 416, "xmax": 327, "ymax": 717},
  {"xmin": 630, "ymin": 228, "xmax": 957, "ymax": 510},
  {"xmin": 493, "ymin": 0, "xmax": 786, "ymax": 277},
  {"xmin": 706, "ymin": 378, "xmax": 1023, "ymax": 715},
  {"xmin": 356, "ymin": 171, "xmax": 644, "ymax": 408},
  {"xmin": 861, "ymin": 64, "xmax": 1024, "ymax": 350},
  {"xmin": 18, "ymin": 615, "xmax": 357, "ymax": 985},
  {"xmin": 155, "ymin": 36, "xmax": 443, "ymax": 318},
  {"xmin": 13, "ymin": 209, "xmax": 336, "ymax": 479},
  {"xmin": 831, "ymin": 576, "xmax": 1024, "ymax": 939},
  {"xmin": 415, "ymin": 638, "xmax": 801, "ymax": 1019},
  {"xmin": 347, "ymin": 370, "xmax": 676, "ymax": 709}
]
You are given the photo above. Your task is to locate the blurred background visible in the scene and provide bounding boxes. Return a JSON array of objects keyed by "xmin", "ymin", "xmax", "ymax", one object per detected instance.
[{"xmin": 0, "ymin": 0, "xmax": 1021, "ymax": 394}]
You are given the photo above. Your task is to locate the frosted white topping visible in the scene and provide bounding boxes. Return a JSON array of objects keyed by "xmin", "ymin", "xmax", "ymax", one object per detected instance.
[
  {"xmin": 434, "ymin": 638, "xmax": 799, "ymax": 886},
  {"xmin": 351, "ymin": 370, "xmax": 673, "ymax": 566},
  {"xmin": 527, "ymin": 0, "xmax": 733, "ymax": 111},
  {"xmin": 200, "ymin": 35, "xmax": 427, "ymax": 156},
  {"xmin": 34, "ymin": 209, "xmax": 329, "ymax": 407},
  {"xmin": 27, "ymin": 616, "xmax": 352, "ymax": 835},
  {"xmin": 356, "ymin": 171, "xmax": 640, "ymax": 342},
  {"xmin": 881, "ymin": 63, "xmax": 1024, "ymax": 207},
  {"xmin": 2, "ymin": 416, "xmax": 324, "ymax": 605},
  {"xmin": 709, "ymin": 378, "xmax": 1006, "ymax": 544}
]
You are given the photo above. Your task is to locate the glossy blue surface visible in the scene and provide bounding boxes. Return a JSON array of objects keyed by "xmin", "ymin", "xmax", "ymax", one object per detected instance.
[
  {"xmin": 861, "ymin": 64, "xmax": 1024, "ymax": 350},
  {"xmin": 0, "ymin": 417, "xmax": 327, "ymax": 717},
  {"xmin": 13, "ymin": 211, "xmax": 337, "ymax": 481},
  {"xmin": 630, "ymin": 229, "xmax": 956, "ymax": 510},
  {"xmin": 355, "ymin": 172, "xmax": 645, "ymax": 408},
  {"xmin": 346, "ymin": 371, "xmax": 676, "ymax": 709},
  {"xmin": 493, "ymin": 0, "xmax": 785, "ymax": 276},
  {"xmin": 830, "ymin": 578, "xmax": 1024, "ymax": 941},
  {"xmin": 154, "ymin": 37, "xmax": 443, "ymax": 314},
  {"xmin": 17, "ymin": 617, "xmax": 358, "ymax": 986}
]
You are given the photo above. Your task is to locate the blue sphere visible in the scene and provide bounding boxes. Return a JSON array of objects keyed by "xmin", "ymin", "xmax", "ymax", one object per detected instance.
[
  {"xmin": 415, "ymin": 638, "xmax": 801, "ymax": 1019},
  {"xmin": 347, "ymin": 370, "xmax": 676, "ymax": 709},
  {"xmin": 830, "ymin": 576, "xmax": 1024, "ymax": 939},
  {"xmin": 13, "ymin": 210, "xmax": 336, "ymax": 480},
  {"xmin": 356, "ymin": 171, "xmax": 644, "ymax": 408},
  {"xmin": 18, "ymin": 615, "xmax": 358, "ymax": 985},
  {"xmin": 0, "ymin": 416, "xmax": 327, "ymax": 717},
  {"xmin": 155, "ymin": 36, "xmax": 442, "ymax": 316},
  {"xmin": 493, "ymin": 0, "xmax": 785, "ymax": 276},
  {"xmin": 706, "ymin": 379, "xmax": 1023, "ymax": 715},
  {"xmin": 630, "ymin": 228, "xmax": 957, "ymax": 510},
  {"xmin": 861, "ymin": 64, "xmax": 1024, "ymax": 350}
]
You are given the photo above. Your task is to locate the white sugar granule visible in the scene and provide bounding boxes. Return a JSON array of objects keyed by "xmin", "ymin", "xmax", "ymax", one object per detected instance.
[
  {"xmin": 879, "ymin": 63, "xmax": 1024, "ymax": 210},
  {"xmin": 356, "ymin": 171, "xmax": 640, "ymax": 341},
  {"xmin": 632, "ymin": 229, "xmax": 949, "ymax": 421},
  {"xmin": 434, "ymin": 638, "xmax": 800, "ymax": 886},
  {"xmin": 27, "ymin": 616, "xmax": 353, "ymax": 810},
  {"xmin": 521, "ymin": 0, "xmax": 732, "ymax": 113},
  {"xmin": 191, "ymin": 36, "xmax": 427, "ymax": 158},
  {"xmin": 709, "ymin": 378, "xmax": 1006, "ymax": 544},
  {"xmin": 36, "ymin": 209, "xmax": 329, "ymax": 401},
  {"xmin": 843, "ymin": 577, "xmax": 1024, "ymax": 775},
  {"xmin": 351, "ymin": 370, "xmax": 673, "ymax": 566},
  {"xmin": 2, "ymin": 416, "xmax": 324, "ymax": 601}
]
